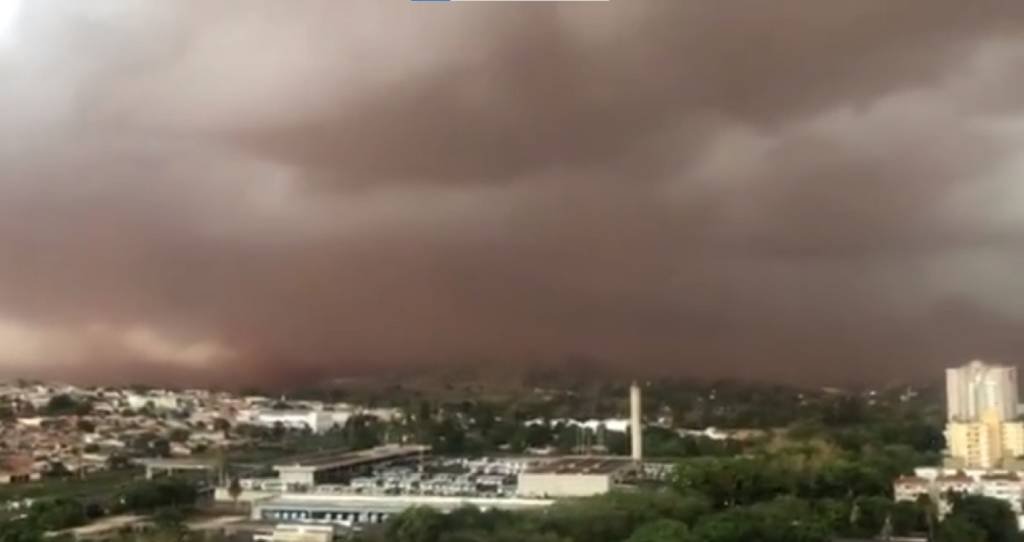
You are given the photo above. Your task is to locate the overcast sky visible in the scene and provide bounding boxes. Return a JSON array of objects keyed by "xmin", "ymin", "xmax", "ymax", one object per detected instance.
[{"xmin": 2, "ymin": 1, "xmax": 1024, "ymax": 387}]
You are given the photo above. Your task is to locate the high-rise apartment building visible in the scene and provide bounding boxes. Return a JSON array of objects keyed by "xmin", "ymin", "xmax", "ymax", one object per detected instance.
[
  {"xmin": 945, "ymin": 360, "xmax": 1024, "ymax": 469},
  {"xmin": 946, "ymin": 360, "xmax": 1019, "ymax": 422},
  {"xmin": 946, "ymin": 411, "xmax": 1024, "ymax": 469}
]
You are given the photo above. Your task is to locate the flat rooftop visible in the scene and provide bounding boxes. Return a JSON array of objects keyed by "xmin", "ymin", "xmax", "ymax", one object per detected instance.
[
  {"xmin": 254, "ymin": 494, "xmax": 553, "ymax": 514},
  {"xmin": 274, "ymin": 445, "xmax": 429, "ymax": 471},
  {"xmin": 137, "ymin": 458, "xmax": 220, "ymax": 468},
  {"xmin": 525, "ymin": 457, "xmax": 633, "ymax": 475},
  {"xmin": 55, "ymin": 514, "xmax": 145, "ymax": 537}
]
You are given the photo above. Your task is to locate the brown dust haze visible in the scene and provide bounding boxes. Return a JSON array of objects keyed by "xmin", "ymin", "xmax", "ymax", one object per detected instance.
[{"xmin": 2, "ymin": 1, "xmax": 1024, "ymax": 387}]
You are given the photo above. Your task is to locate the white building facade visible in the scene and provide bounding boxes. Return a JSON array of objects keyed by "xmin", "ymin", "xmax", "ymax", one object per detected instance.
[
  {"xmin": 237, "ymin": 410, "xmax": 337, "ymax": 434},
  {"xmin": 897, "ymin": 470, "xmax": 1024, "ymax": 516},
  {"xmin": 947, "ymin": 361, "xmax": 1019, "ymax": 422},
  {"xmin": 945, "ymin": 361, "xmax": 1023, "ymax": 468}
]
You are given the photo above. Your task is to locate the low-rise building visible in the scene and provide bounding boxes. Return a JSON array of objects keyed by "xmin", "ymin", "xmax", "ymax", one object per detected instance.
[
  {"xmin": 251, "ymin": 494, "xmax": 553, "ymax": 527},
  {"xmin": 237, "ymin": 410, "xmax": 336, "ymax": 434},
  {"xmin": 516, "ymin": 457, "xmax": 634, "ymax": 498},
  {"xmin": 0, "ymin": 454, "xmax": 40, "ymax": 485},
  {"xmin": 254, "ymin": 524, "xmax": 335, "ymax": 542},
  {"xmin": 126, "ymin": 392, "xmax": 183, "ymax": 412},
  {"xmin": 893, "ymin": 475, "xmax": 930, "ymax": 503},
  {"xmin": 980, "ymin": 473, "xmax": 1024, "ymax": 513},
  {"xmin": 274, "ymin": 445, "xmax": 430, "ymax": 490},
  {"xmin": 895, "ymin": 469, "xmax": 1024, "ymax": 517}
]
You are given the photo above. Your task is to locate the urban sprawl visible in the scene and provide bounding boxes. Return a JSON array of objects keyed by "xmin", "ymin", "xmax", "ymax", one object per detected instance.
[{"xmin": 1, "ymin": 363, "xmax": 1022, "ymax": 541}]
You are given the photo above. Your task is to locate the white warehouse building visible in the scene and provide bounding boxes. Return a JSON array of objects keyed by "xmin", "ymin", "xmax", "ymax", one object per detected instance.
[
  {"xmin": 237, "ymin": 409, "xmax": 348, "ymax": 434},
  {"xmin": 516, "ymin": 457, "xmax": 633, "ymax": 499}
]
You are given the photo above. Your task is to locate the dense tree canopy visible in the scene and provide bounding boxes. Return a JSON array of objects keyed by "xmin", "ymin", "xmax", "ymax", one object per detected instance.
[
  {"xmin": 947, "ymin": 495, "xmax": 1019, "ymax": 542},
  {"xmin": 43, "ymin": 394, "xmax": 92, "ymax": 416},
  {"xmin": 624, "ymin": 519, "xmax": 697, "ymax": 542}
]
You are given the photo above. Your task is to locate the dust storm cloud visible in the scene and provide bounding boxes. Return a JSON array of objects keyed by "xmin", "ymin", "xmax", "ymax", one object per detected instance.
[{"xmin": 2, "ymin": 1, "xmax": 1024, "ymax": 386}]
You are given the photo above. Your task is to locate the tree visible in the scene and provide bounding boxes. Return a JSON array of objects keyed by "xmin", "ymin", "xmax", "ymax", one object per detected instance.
[
  {"xmin": 118, "ymin": 479, "xmax": 198, "ymax": 513},
  {"xmin": 848, "ymin": 496, "xmax": 893, "ymax": 538},
  {"xmin": 673, "ymin": 457, "xmax": 791, "ymax": 509},
  {"xmin": 889, "ymin": 500, "xmax": 926, "ymax": 536},
  {"xmin": 553, "ymin": 424, "xmax": 595, "ymax": 455},
  {"xmin": 602, "ymin": 490, "xmax": 711, "ymax": 527},
  {"xmin": 228, "ymin": 477, "xmax": 243, "ymax": 510},
  {"xmin": 936, "ymin": 516, "xmax": 986, "ymax": 542},
  {"xmin": 810, "ymin": 461, "xmax": 886, "ymax": 499},
  {"xmin": 693, "ymin": 508, "xmax": 759, "ymax": 542},
  {"xmin": 814, "ymin": 498, "xmax": 853, "ymax": 535},
  {"xmin": 151, "ymin": 438, "xmax": 172, "ymax": 458},
  {"xmin": 46, "ymin": 461, "xmax": 72, "ymax": 479},
  {"xmin": 539, "ymin": 496, "xmax": 633, "ymax": 542},
  {"xmin": 948, "ymin": 495, "xmax": 1018, "ymax": 542},
  {"xmin": 30, "ymin": 498, "xmax": 87, "ymax": 530},
  {"xmin": 429, "ymin": 416, "xmax": 466, "ymax": 455},
  {"xmin": 107, "ymin": 454, "xmax": 131, "ymax": 470},
  {"xmin": 388, "ymin": 507, "xmax": 445, "ymax": 542},
  {"xmin": 45, "ymin": 394, "xmax": 91, "ymax": 416},
  {"xmin": 822, "ymin": 395, "xmax": 867, "ymax": 426},
  {"xmin": 271, "ymin": 421, "xmax": 286, "ymax": 440},
  {"xmin": 152, "ymin": 506, "xmax": 188, "ymax": 540},
  {"xmin": 748, "ymin": 497, "xmax": 830, "ymax": 542},
  {"xmin": 168, "ymin": 428, "xmax": 190, "ymax": 443},
  {"xmin": 625, "ymin": 519, "xmax": 698, "ymax": 542},
  {"xmin": 523, "ymin": 423, "xmax": 553, "ymax": 449}
]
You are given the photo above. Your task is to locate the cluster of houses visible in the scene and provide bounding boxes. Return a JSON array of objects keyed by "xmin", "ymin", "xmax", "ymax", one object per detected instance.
[
  {"xmin": 895, "ymin": 467, "xmax": 1024, "ymax": 519},
  {"xmin": 0, "ymin": 382, "xmax": 402, "ymax": 485}
]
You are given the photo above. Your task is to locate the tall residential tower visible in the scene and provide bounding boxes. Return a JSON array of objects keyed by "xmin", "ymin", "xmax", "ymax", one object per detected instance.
[
  {"xmin": 946, "ymin": 360, "xmax": 1018, "ymax": 422},
  {"xmin": 945, "ymin": 360, "xmax": 1023, "ymax": 469}
]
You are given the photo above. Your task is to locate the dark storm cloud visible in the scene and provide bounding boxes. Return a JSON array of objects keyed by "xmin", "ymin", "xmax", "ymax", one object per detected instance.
[
  {"xmin": 238, "ymin": 1, "xmax": 1024, "ymax": 186},
  {"xmin": 2, "ymin": 1, "xmax": 1024, "ymax": 386}
]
